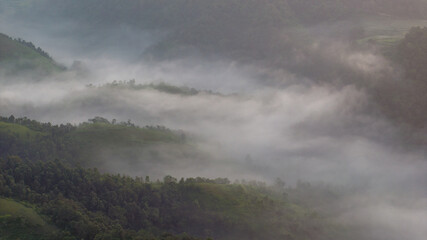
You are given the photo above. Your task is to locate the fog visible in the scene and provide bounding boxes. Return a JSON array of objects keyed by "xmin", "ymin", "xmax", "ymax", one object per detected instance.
[{"xmin": 1, "ymin": 1, "xmax": 427, "ymax": 239}]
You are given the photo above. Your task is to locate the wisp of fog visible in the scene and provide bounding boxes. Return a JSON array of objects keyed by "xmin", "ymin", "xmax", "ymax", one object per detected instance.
[{"xmin": 0, "ymin": 2, "xmax": 426, "ymax": 239}]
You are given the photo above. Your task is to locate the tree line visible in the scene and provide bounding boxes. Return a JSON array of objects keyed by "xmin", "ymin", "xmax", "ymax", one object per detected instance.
[{"xmin": 0, "ymin": 156, "xmax": 325, "ymax": 240}]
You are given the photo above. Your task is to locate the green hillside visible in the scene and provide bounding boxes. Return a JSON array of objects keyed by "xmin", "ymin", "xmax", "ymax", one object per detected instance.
[
  {"xmin": 0, "ymin": 121, "xmax": 45, "ymax": 140},
  {"xmin": 0, "ymin": 198, "xmax": 59, "ymax": 240},
  {"xmin": 0, "ymin": 116, "xmax": 198, "ymax": 173},
  {"xmin": 0, "ymin": 116, "xmax": 356, "ymax": 239},
  {"xmin": 0, "ymin": 157, "xmax": 334, "ymax": 240},
  {"xmin": 0, "ymin": 33, "xmax": 64, "ymax": 76}
]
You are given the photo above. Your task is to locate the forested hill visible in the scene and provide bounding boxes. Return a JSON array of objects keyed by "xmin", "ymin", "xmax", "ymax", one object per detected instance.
[
  {"xmin": 0, "ymin": 116, "xmax": 339, "ymax": 240},
  {"xmin": 0, "ymin": 33, "xmax": 64, "ymax": 77},
  {"xmin": 0, "ymin": 116, "xmax": 353, "ymax": 240},
  {"xmin": 0, "ymin": 156, "xmax": 333, "ymax": 240},
  {"xmin": 0, "ymin": 116, "xmax": 201, "ymax": 177}
]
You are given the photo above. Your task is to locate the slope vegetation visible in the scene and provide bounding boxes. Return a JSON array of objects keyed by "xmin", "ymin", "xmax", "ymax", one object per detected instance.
[
  {"xmin": 0, "ymin": 198, "xmax": 58, "ymax": 240},
  {"xmin": 0, "ymin": 116, "xmax": 201, "ymax": 177},
  {"xmin": 0, "ymin": 157, "xmax": 331, "ymax": 240},
  {"xmin": 0, "ymin": 33, "xmax": 63, "ymax": 77}
]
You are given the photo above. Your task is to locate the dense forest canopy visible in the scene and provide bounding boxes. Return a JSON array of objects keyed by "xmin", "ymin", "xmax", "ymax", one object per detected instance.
[{"xmin": 0, "ymin": 148, "xmax": 334, "ymax": 240}]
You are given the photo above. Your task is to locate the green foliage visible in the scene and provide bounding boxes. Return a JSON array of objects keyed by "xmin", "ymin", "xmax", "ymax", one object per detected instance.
[
  {"xmin": 0, "ymin": 116, "xmax": 186, "ymax": 167},
  {"xmin": 0, "ymin": 121, "xmax": 45, "ymax": 140},
  {"xmin": 0, "ymin": 198, "xmax": 61, "ymax": 240},
  {"xmin": 0, "ymin": 199, "xmax": 48, "ymax": 227},
  {"xmin": 0, "ymin": 156, "xmax": 328, "ymax": 240},
  {"xmin": 0, "ymin": 116, "xmax": 349, "ymax": 239}
]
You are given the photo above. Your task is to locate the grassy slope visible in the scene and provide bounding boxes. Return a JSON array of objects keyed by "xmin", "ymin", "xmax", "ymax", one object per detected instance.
[
  {"xmin": 0, "ymin": 198, "xmax": 57, "ymax": 240},
  {"xmin": 0, "ymin": 33, "xmax": 63, "ymax": 75},
  {"xmin": 0, "ymin": 122, "xmax": 45, "ymax": 141}
]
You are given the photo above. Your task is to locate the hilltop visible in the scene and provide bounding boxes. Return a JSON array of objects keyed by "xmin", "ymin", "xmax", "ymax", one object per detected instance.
[
  {"xmin": 0, "ymin": 116, "xmax": 201, "ymax": 177},
  {"xmin": 0, "ymin": 33, "xmax": 64, "ymax": 77}
]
